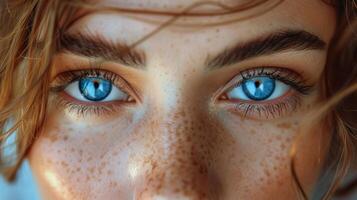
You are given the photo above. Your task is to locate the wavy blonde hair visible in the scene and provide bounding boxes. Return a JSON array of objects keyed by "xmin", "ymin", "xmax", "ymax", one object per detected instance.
[{"xmin": 0, "ymin": 0, "xmax": 356, "ymax": 199}]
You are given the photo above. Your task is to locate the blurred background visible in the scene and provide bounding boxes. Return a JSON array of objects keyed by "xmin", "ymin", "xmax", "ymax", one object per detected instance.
[{"xmin": 0, "ymin": 160, "xmax": 41, "ymax": 200}]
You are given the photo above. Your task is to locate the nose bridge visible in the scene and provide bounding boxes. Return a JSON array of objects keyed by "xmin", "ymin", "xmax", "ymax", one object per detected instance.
[
  {"xmin": 162, "ymin": 108, "xmax": 206, "ymax": 160},
  {"xmin": 135, "ymin": 106, "xmax": 219, "ymax": 200}
]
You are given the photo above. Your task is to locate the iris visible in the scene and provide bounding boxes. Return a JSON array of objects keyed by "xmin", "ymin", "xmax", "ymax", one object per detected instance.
[
  {"xmin": 242, "ymin": 77, "xmax": 275, "ymax": 101},
  {"xmin": 79, "ymin": 77, "xmax": 112, "ymax": 101}
]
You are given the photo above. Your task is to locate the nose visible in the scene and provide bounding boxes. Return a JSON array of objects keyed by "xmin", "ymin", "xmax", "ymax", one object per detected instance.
[{"xmin": 133, "ymin": 107, "xmax": 222, "ymax": 200}]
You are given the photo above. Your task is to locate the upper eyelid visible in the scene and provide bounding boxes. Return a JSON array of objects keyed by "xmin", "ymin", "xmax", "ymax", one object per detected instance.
[
  {"xmin": 50, "ymin": 69, "xmax": 132, "ymax": 94},
  {"xmin": 214, "ymin": 67, "xmax": 311, "ymax": 100},
  {"xmin": 226, "ymin": 67, "xmax": 302, "ymax": 87}
]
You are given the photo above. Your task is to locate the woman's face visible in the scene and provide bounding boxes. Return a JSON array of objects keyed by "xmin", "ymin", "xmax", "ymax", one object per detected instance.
[{"xmin": 28, "ymin": 0, "xmax": 336, "ymax": 199}]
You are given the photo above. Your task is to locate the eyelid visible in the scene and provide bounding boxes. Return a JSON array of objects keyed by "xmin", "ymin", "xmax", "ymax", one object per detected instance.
[
  {"xmin": 215, "ymin": 66, "xmax": 312, "ymax": 101},
  {"xmin": 50, "ymin": 69, "xmax": 140, "ymax": 103},
  {"xmin": 213, "ymin": 66, "xmax": 313, "ymax": 120},
  {"xmin": 223, "ymin": 92, "xmax": 302, "ymax": 120}
]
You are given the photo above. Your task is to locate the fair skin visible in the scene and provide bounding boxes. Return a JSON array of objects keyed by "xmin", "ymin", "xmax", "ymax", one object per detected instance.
[{"xmin": 28, "ymin": 0, "xmax": 336, "ymax": 199}]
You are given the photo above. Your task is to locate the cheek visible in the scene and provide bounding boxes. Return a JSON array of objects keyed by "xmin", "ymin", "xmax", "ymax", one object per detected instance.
[
  {"xmin": 28, "ymin": 109, "xmax": 328, "ymax": 200},
  {"xmin": 218, "ymin": 121, "xmax": 295, "ymax": 198},
  {"xmin": 219, "ymin": 118, "xmax": 327, "ymax": 199},
  {"xmin": 28, "ymin": 118, "xmax": 139, "ymax": 199}
]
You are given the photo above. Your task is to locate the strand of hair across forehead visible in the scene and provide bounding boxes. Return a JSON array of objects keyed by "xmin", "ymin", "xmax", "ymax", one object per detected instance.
[
  {"xmin": 63, "ymin": 0, "xmax": 285, "ymax": 48},
  {"xmin": 66, "ymin": 0, "xmax": 269, "ymax": 16}
]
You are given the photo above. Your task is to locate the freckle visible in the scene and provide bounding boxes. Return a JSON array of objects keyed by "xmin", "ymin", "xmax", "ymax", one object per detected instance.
[
  {"xmin": 63, "ymin": 135, "xmax": 68, "ymax": 141},
  {"xmin": 89, "ymin": 167, "xmax": 95, "ymax": 173},
  {"xmin": 277, "ymin": 122, "xmax": 292, "ymax": 129},
  {"xmin": 259, "ymin": 161, "xmax": 264, "ymax": 167},
  {"xmin": 264, "ymin": 169, "xmax": 271, "ymax": 177},
  {"xmin": 274, "ymin": 155, "xmax": 281, "ymax": 161},
  {"xmin": 48, "ymin": 134, "xmax": 59, "ymax": 142},
  {"xmin": 61, "ymin": 161, "xmax": 68, "ymax": 167},
  {"xmin": 100, "ymin": 161, "xmax": 107, "ymax": 168},
  {"xmin": 280, "ymin": 143, "xmax": 286, "ymax": 149}
]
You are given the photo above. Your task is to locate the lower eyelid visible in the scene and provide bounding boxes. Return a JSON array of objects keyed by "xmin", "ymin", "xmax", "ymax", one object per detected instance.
[
  {"xmin": 222, "ymin": 88, "xmax": 295, "ymax": 104},
  {"xmin": 51, "ymin": 91, "xmax": 135, "ymax": 117},
  {"xmin": 218, "ymin": 91, "xmax": 302, "ymax": 120},
  {"xmin": 60, "ymin": 92, "xmax": 122, "ymax": 107}
]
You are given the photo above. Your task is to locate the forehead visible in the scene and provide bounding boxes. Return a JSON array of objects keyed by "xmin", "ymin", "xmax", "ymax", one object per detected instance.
[{"xmin": 68, "ymin": 0, "xmax": 335, "ymax": 41}]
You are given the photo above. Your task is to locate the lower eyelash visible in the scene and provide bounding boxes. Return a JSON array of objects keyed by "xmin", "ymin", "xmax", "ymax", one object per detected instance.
[
  {"xmin": 227, "ymin": 92, "xmax": 302, "ymax": 120},
  {"xmin": 50, "ymin": 68, "xmax": 137, "ymax": 117},
  {"xmin": 52, "ymin": 92, "xmax": 122, "ymax": 117}
]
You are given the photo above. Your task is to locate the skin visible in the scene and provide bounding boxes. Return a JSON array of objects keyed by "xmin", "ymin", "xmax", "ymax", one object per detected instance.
[{"xmin": 28, "ymin": 0, "xmax": 336, "ymax": 199}]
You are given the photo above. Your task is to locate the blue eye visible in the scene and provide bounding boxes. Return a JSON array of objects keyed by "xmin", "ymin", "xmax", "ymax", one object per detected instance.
[
  {"xmin": 242, "ymin": 77, "xmax": 275, "ymax": 100},
  {"xmin": 79, "ymin": 77, "xmax": 112, "ymax": 101},
  {"xmin": 64, "ymin": 77, "xmax": 130, "ymax": 102},
  {"xmin": 226, "ymin": 76, "xmax": 289, "ymax": 101}
]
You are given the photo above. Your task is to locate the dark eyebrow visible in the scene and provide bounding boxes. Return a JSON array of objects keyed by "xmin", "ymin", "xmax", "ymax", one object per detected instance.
[
  {"xmin": 58, "ymin": 32, "xmax": 146, "ymax": 69},
  {"xmin": 206, "ymin": 30, "xmax": 326, "ymax": 70}
]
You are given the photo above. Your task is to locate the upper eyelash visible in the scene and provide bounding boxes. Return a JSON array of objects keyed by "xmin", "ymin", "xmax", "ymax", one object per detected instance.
[
  {"xmin": 218, "ymin": 67, "xmax": 312, "ymax": 119},
  {"xmin": 50, "ymin": 69, "xmax": 134, "ymax": 117},
  {"xmin": 50, "ymin": 69, "xmax": 125, "ymax": 93},
  {"xmin": 234, "ymin": 67, "xmax": 313, "ymax": 95}
]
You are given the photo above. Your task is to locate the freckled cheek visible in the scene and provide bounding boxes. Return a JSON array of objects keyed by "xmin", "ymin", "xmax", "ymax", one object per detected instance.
[
  {"xmin": 28, "ymin": 123, "xmax": 139, "ymax": 199},
  {"xmin": 217, "ymin": 121, "xmax": 298, "ymax": 198}
]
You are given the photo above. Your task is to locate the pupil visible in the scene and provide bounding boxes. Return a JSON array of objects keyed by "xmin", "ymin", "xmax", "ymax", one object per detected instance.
[
  {"xmin": 93, "ymin": 80, "xmax": 100, "ymax": 89},
  {"xmin": 254, "ymin": 81, "xmax": 261, "ymax": 88}
]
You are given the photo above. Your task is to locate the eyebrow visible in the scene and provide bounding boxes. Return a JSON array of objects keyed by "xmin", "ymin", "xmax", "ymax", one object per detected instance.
[
  {"xmin": 206, "ymin": 30, "xmax": 326, "ymax": 70},
  {"xmin": 58, "ymin": 32, "xmax": 146, "ymax": 69}
]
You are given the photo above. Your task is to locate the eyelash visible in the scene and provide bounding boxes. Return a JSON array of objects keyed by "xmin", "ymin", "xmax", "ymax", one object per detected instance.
[
  {"xmin": 239, "ymin": 67, "xmax": 312, "ymax": 94},
  {"xmin": 50, "ymin": 69, "xmax": 134, "ymax": 116},
  {"xmin": 218, "ymin": 67, "xmax": 313, "ymax": 119},
  {"xmin": 50, "ymin": 67, "xmax": 313, "ymax": 119}
]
